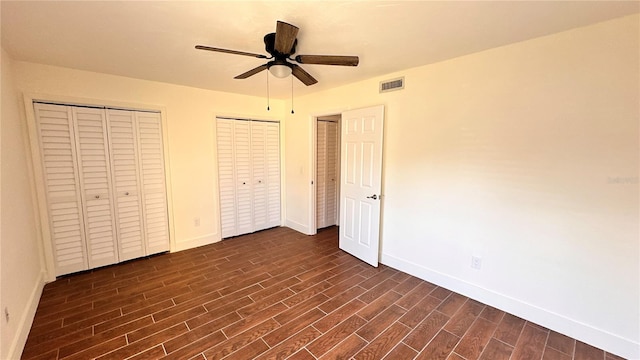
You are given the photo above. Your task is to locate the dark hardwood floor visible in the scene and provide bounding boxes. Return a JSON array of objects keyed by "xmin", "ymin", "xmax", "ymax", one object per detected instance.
[{"xmin": 22, "ymin": 226, "xmax": 624, "ymax": 360}]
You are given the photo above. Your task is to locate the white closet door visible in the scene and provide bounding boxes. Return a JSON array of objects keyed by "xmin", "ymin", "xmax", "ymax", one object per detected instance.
[
  {"xmin": 107, "ymin": 109, "xmax": 146, "ymax": 261},
  {"xmin": 137, "ymin": 112, "xmax": 170, "ymax": 254},
  {"xmin": 233, "ymin": 121, "xmax": 253, "ymax": 235},
  {"xmin": 251, "ymin": 122, "xmax": 268, "ymax": 231},
  {"xmin": 265, "ymin": 122, "xmax": 280, "ymax": 228},
  {"xmin": 34, "ymin": 103, "xmax": 89, "ymax": 276},
  {"xmin": 316, "ymin": 121, "xmax": 328, "ymax": 228},
  {"xmin": 325, "ymin": 121, "xmax": 339, "ymax": 227},
  {"xmin": 216, "ymin": 119, "xmax": 238, "ymax": 238},
  {"xmin": 72, "ymin": 107, "xmax": 119, "ymax": 269}
]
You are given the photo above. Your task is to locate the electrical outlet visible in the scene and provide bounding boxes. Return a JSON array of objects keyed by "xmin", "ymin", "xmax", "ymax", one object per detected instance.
[
  {"xmin": 471, "ymin": 256, "xmax": 482, "ymax": 270},
  {"xmin": 194, "ymin": 217, "xmax": 200, "ymax": 227},
  {"xmin": 4, "ymin": 307, "xmax": 9, "ymax": 323}
]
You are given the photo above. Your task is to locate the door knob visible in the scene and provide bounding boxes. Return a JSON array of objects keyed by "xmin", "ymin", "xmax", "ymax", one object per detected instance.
[
  {"xmin": 366, "ymin": 194, "xmax": 378, "ymax": 200},
  {"xmin": 95, "ymin": 195, "xmax": 100, "ymax": 199},
  {"xmin": 125, "ymin": 192, "xmax": 129, "ymax": 196}
]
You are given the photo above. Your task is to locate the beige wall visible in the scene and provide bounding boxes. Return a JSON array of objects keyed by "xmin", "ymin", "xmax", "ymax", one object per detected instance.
[
  {"xmin": 2, "ymin": 12, "xmax": 638, "ymax": 360},
  {"xmin": 12, "ymin": 60, "xmax": 285, "ymax": 258},
  {"xmin": 3, "ymin": 53, "xmax": 285, "ymax": 357},
  {"xmin": 1, "ymin": 49, "xmax": 45, "ymax": 359},
  {"xmin": 283, "ymin": 15, "xmax": 639, "ymax": 358}
]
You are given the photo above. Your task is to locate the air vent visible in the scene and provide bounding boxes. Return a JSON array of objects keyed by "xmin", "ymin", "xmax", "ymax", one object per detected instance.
[{"xmin": 379, "ymin": 77, "xmax": 404, "ymax": 93}]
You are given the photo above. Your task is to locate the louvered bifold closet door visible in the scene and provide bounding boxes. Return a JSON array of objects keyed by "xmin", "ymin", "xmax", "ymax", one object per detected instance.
[
  {"xmin": 325, "ymin": 121, "xmax": 338, "ymax": 227},
  {"xmin": 251, "ymin": 122, "xmax": 268, "ymax": 231},
  {"xmin": 265, "ymin": 122, "xmax": 280, "ymax": 228},
  {"xmin": 106, "ymin": 109, "xmax": 146, "ymax": 261},
  {"xmin": 216, "ymin": 119, "xmax": 238, "ymax": 238},
  {"xmin": 72, "ymin": 107, "xmax": 119, "ymax": 269},
  {"xmin": 136, "ymin": 112, "xmax": 170, "ymax": 254},
  {"xmin": 34, "ymin": 103, "xmax": 89, "ymax": 276},
  {"xmin": 316, "ymin": 121, "xmax": 328, "ymax": 228},
  {"xmin": 233, "ymin": 121, "xmax": 254, "ymax": 235}
]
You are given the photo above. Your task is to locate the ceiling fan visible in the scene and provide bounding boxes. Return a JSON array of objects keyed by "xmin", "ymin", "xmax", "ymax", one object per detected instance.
[{"xmin": 195, "ymin": 21, "xmax": 359, "ymax": 86}]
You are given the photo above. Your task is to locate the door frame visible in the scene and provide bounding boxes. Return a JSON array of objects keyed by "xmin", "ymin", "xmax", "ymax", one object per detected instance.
[
  {"xmin": 310, "ymin": 114, "xmax": 342, "ymax": 234},
  {"xmin": 308, "ymin": 110, "xmax": 346, "ymax": 235}
]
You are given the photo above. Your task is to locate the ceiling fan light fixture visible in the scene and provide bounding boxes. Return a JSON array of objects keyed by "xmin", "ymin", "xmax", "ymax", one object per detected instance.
[{"xmin": 269, "ymin": 64, "xmax": 292, "ymax": 78}]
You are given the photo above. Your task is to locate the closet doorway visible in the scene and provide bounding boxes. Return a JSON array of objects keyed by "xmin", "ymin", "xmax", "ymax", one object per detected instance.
[{"xmin": 315, "ymin": 115, "xmax": 341, "ymax": 230}]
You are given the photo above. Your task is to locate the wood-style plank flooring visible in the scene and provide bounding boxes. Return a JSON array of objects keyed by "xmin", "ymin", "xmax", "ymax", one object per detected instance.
[{"xmin": 22, "ymin": 227, "xmax": 625, "ymax": 360}]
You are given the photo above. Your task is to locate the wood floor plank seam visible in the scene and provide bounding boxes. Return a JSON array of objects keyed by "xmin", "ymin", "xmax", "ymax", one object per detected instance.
[{"xmin": 20, "ymin": 227, "xmax": 623, "ymax": 360}]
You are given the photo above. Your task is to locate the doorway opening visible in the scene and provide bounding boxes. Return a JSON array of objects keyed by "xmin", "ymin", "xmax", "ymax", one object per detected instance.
[{"xmin": 313, "ymin": 114, "xmax": 341, "ymax": 231}]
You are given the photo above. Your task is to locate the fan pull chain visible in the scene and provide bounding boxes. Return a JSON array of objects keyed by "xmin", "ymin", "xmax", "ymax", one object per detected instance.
[
  {"xmin": 266, "ymin": 71, "xmax": 270, "ymax": 111},
  {"xmin": 291, "ymin": 76, "xmax": 295, "ymax": 114}
]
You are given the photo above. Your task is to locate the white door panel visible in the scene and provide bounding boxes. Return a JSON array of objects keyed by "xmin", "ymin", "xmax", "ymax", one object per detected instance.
[
  {"xmin": 106, "ymin": 109, "xmax": 146, "ymax": 261},
  {"xmin": 72, "ymin": 107, "xmax": 119, "ymax": 269},
  {"xmin": 339, "ymin": 105, "xmax": 384, "ymax": 267},
  {"xmin": 34, "ymin": 103, "xmax": 89, "ymax": 276}
]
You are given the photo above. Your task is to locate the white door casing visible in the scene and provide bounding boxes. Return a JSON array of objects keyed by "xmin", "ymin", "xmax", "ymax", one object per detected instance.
[{"xmin": 339, "ymin": 105, "xmax": 384, "ymax": 267}]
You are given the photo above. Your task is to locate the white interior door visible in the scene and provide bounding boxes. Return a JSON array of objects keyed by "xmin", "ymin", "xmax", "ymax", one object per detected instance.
[
  {"xmin": 325, "ymin": 121, "xmax": 339, "ymax": 227},
  {"xmin": 265, "ymin": 122, "xmax": 281, "ymax": 228},
  {"xmin": 72, "ymin": 107, "xmax": 119, "ymax": 269},
  {"xmin": 34, "ymin": 103, "xmax": 89, "ymax": 276},
  {"xmin": 316, "ymin": 121, "xmax": 328, "ymax": 228},
  {"xmin": 106, "ymin": 109, "xmax": 146, "ymax": 261},
  {"xmin": 136, "ymin": 112, "xmax": 170, "ymax": 254},
  {"xmin": 339, "ymin": 105, "xmax": 384, "ymax": 267},
  {"xmin": 251, "ymin": 122, "xmax": 268, "ymax": 231},
  {"xmin": 233, "ymin": 121, "xmax": 253, "ymax": 235},
  {"xmin": 217, "ymin": 119, "xmax": 238, "ymax": 238}
]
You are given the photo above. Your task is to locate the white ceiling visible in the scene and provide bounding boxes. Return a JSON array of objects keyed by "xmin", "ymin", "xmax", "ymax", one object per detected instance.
[{"xmin": 2, "ymin": 1, "xmax": 638, "ymax": 99}]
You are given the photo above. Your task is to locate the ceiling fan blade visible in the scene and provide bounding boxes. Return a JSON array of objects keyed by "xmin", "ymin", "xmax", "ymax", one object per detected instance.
[
  {"xmin": 274, "ymin": 21, "xmax": 299, "ymax": 55},
  {"xmin": 291, "ymin": 64, "xmax": 318, "ymax": 86},
  {"xmin": 195, "ymin": 45, "xmax": 267, "ymax": 59},
  {"xmin": 295, "ymin": 55, "xmax": 359, "ymax": 66},
  {"xmin": 234, "ymin": 64, "xmax": 268, "ymax": 79}
]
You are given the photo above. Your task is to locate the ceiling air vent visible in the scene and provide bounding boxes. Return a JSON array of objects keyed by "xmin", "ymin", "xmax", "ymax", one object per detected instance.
[{"xmin": 379, "ymin": 77, "xmax": 404, "ymax": 93}]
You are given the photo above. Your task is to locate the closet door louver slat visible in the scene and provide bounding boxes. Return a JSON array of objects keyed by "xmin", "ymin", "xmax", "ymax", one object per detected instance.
[{"xmin": 35, "ymin": 103, "xmax": 89, "ymax": 276}]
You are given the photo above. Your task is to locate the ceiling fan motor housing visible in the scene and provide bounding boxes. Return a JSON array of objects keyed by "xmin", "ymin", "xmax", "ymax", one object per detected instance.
[{"xmin": 264, "ymin": 33, "xmax": 297, "ymax": 59}]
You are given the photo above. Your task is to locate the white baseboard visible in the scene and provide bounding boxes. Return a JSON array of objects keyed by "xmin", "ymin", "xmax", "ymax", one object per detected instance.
[
  {"xmin": 285, "ymin": 218, "xmax": 312, "ymax": 235},
  {"xmin": 6, "ymin": 271, "xmax": 46, "ymax": 360},
  {"xmin": 173, "ymin": 232, "xmax": 220, "ymax": 252},
  {"xmin": 381, "ymin": 253, "xmax": 639, "ymax": 360}
]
